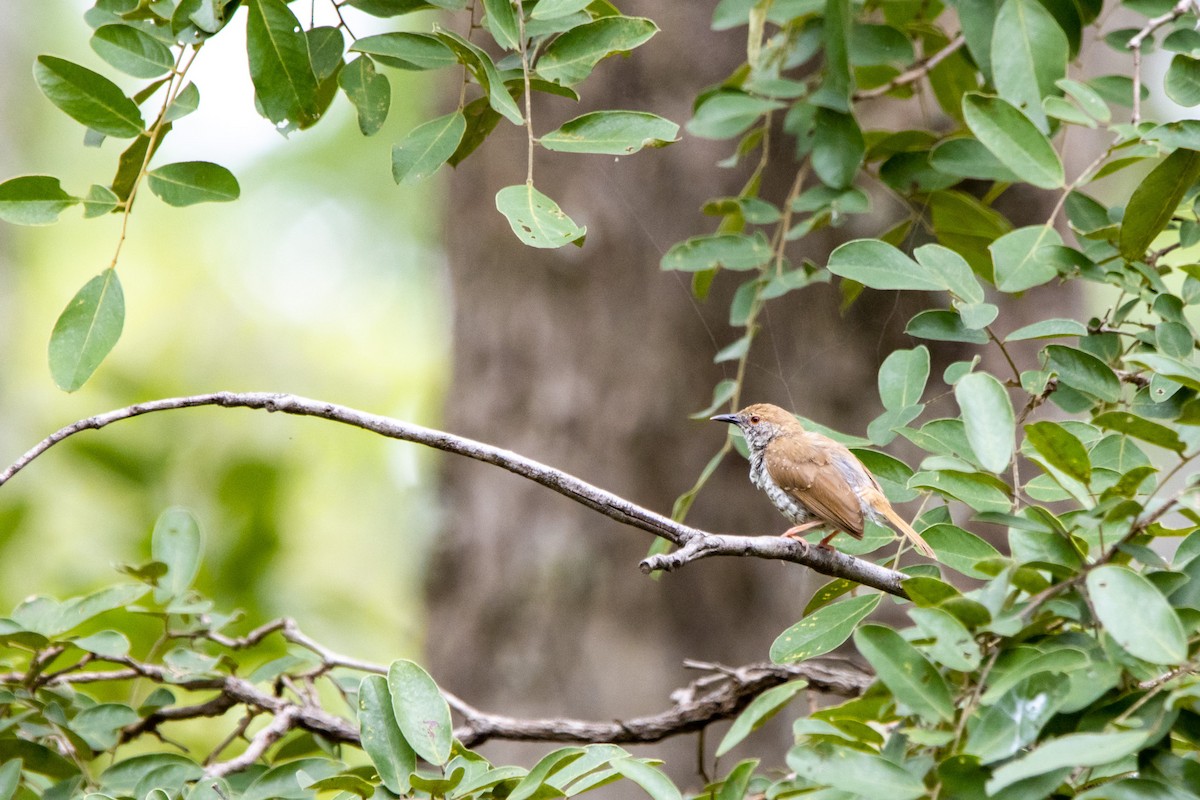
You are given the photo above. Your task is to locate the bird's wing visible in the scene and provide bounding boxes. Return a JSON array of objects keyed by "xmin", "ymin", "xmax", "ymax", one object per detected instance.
[{"xmin": 765, "ymin": 433, "xmax": 865, "ymax": 537}]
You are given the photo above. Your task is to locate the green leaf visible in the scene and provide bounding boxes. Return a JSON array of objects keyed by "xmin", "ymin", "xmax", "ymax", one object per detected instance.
[
  {"xmin": 482, "ymin": 0, "xmax": 519, "ymax": 49},
  {"xmin": 0, "ymin": 175, "xmax": 79, "ymax": 225},
  {"xmin": 686, "ymin": 91, "xmax": 784, "ymax": 140},
  {"xmin": 391, "ymin": 111, "xmax": 466, "ymax": 184},
  {"xmin": 929, "ymin": 137, "xmax": 1020, "ymax": 182},
  {"xmin": 531, "ymin": 0, "xmax": 592, "ymax": 18},
  {"xmin": 146, "ymin": 161, "xmax": 240, "ymax": 206},
  {"xmin": 82, "ymin": 184, "xmax": 120, "ymax": 218},
  {"xmin": 827, "ymin": 240, "xmax": 944, "ymax": 290},
  {"xmin": 1024, "ymin": 421, "xmax": 1091, "ymax": 484},
  {"xmin": 435, "ymin": 29, "xmax": 524, "ymax": 124},
  {"xmin": 351, "ymin": 32, "xmax": 457, "ymax": 70},
  {"xmin": 510, "ymin": 748, "xmax": 585, "ymax": 800},
  {"xmin": 72, "ymin": 704, "xmax": 140, "ymax": 750},
  {"xmin": 387, "ymin": 659, "xmax": 452, "ymax": 765},
  {"xmin": 909, "ymin": 606, "xmax": 981, "ymax": 670},
  {"xmin": 661, "ymin": 233, "xmax": 771, "ymax": 271},
  {"xmin": 49, "ymin": 269, "xmax": 125, "ymax": 392},
  {"xmin": 854, "ymin": 624, "xmax": 954, "ymax": 723},
  {"xmin": 495, "ymin": 183, "xmax": 587, "ymax": 249},
  {"xmin": 1005, "ymin": 318, "xmax": 1087, "ymax": 341},
  {"xmin": 1087, "ymin": 565, "xmax": 1187, "ymax": 664},
  {"xmin": 811, "ymin": 108, "xmax": 864, "ymax": 189},
  {"xmin": 541, "ymin": 111, "xmax": 679, "ymax": 155},
  {"xmin": 1166, "ymin": 54, "xmax": 1200, "ymax": 106},
  {"xmin": 1044, "ymin": 344, "xmax": 1121, "ymax": 402},
  {"xmin": 0, "ymin": 759, "xmax": 21, "ymax": 800},
  {"xmin": 990, "ymin": 224, "xmax": 1064, "ymax": 292},
  {"xmin": 909, "ymin": 470, "xmax": 1011, "ymax": 513},
  {"xmin": 72, "ymin": 629, "xmax": 131, "ymax": 657},
  {"xmin": 715, "ymin": 681, "xmax": 808, "ymax": 757},
  {"xmin": 151, "ymin": 507, "xmax": 202, "ymax": 603},
  {"xmin": 922, "ymin": 524, "xmax": 1003, "ymax": 579},
  {"xmin": 987, "ymin": 731, "xmax": 1149, "ymax": 794},
  {"xmin": 714, "ymin": 760, "xmax": 758, "ymax": 800},
  {"xmin": 1119, "ymin": 148, "xmax": 1200, "ymax": 260},
  {"xmin": 877, "ymin": 346, "xmax": 929, "ymax": 411},
  {"xmin": 905, "ymin": 309, "xmax": 990, "ymax": 344},
  {"xmin": 50, "ymin": 584, "xmax": 148, "ymax": 635},
  {"xmin": 788, "ymin": 744, "xmax": 925, "ymax": 799},
  {"xmin": 966, "ymin": 673, "xmax": 1070, "ymax": 763},
  {"xmin": 990, "ymin": 0, "xmax": 1068, "ymax": 130},
  {"xmin": 1093, "ymin": 411, "xmax": 1186, "ymax": 453},
  {"xmin": 359, "ymin": 675, "xmax": 415, "ymax": 795},
  {"xmin": 610, "ymin": 758, "xmax": 681, "ymax": 800},
  {"xmin": 962, "ymin": 94, "xmax": 1064, "ymax": 189},
  {"xmin": 91, "ymin": 24, "xmax": 175, "ymax": 78},
  {"xmin": 537, "ymin": 17, "xmax": 658, "ymax": 86},
  {"xmin": 914, "ymin": 244, "xmax": 985, "ymax": 303},
  {"xmin": 955, "ymin": 372, "xmax": 1015, "ymax": 473},
  {"xmin": 1058, "ymin": 77, "xmax": 1110, "ymax": 122},
  {"xmin": 1127, "ymin": 353, "xmax": 1200, "ymax": 391},
  {"xmin": 34, "ymin": 55, "xmax": 144, "ymax": 138},
  {"xmin": 338, "ymin": 56, "xmax": 390, "ymax": 136},
  {"xmin": 246, "ymin": 0, "xmax": 321, "ymax": 132},
  {"xmin": 811, "ymin": 0, "xmax": 851, "ymax": 111},
  {"xmin": 770, "ymin": 594, "xmax": 881, "ymax": 663}
]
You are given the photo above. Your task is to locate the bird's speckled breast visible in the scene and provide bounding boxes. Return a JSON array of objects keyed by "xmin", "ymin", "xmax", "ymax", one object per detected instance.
[{"xmin": 749, "ymin": 447, "xmax": 813, "ymax": 525}]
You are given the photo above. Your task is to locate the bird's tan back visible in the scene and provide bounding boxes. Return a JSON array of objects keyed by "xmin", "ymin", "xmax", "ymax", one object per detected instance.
[{"xmin": 764, "ymin": 431, "xmax": 866, "ymax": 537}]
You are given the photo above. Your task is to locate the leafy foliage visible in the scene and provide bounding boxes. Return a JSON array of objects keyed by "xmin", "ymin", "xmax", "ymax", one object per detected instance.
[{"xmin": 6, "ymin": 0, "xmax": 1200, "ymax": 798}]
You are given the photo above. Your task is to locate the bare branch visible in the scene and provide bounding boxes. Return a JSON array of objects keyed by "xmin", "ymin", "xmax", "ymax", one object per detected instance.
[
  {"xmin": 206, "ymin": 706, "xmax": 300, "ymax": 778},
  {"xmin": 0, "ymin": 392, "xmax": 910, "ymax": 597},
  {"xmin": 1128, "ymin": 0, "xmax": 1198, "ymax": 124}
]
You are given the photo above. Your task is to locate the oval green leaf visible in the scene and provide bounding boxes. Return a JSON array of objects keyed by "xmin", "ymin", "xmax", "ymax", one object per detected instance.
[
  {"xmin": 1119, "ymin": 147, "xmax": 1200, "ymax": 261},
  {"xmin": 91, "ymin": 24, "xmax": 175, "ymax": 79},
  {"xmin": 339, "ymin": 56, "xmax": 391, "ymax": 136},
  {"xmin": 955, "ymin": 372, "xmax": 1014, "ymax": 473},
  {"xmin": 0, "ymin": 175, "xmax": 79, "ymax": 225},
  {"xmin": 151, "ymin": 507, "xmax": 203, "ymax": 603},
  {"xmin": 392, "ymin": 111, "xmax": 466, "ymax": 184},
  {"xmin": 770, "ymin": 593, "xmax": 881, "ymax": 664},
  {"xmin": 609, "ymin": 758, "xmax": 681, "ymax": 800},
  {"xmin": 351, "ymin": 32, "xmax": 457, "ymax": 70},
  {"xmin": 1024, "ymin": 421, "xmax": 1091, "ymax": 484},
  {"xmin": 1004, "ymin": 318, "xmax": 1087, "ymax": 341},
  {"xmin": 147, "ymin": 161, "xmax": 240, "ymax": 206},
  {"xmin": 387, "ymin": 660, "xmax": 451, "ymax": 766},
  {"xmin": 541, "ymin": 111, "xmax": 679, "ymax": 155},
  {"xmin": 1086, "ymin": 565, "xmax": 1187, "ymax": 665},
  {"xmin": 1166, "ymin": 54, "xmax": 1200, "ymax": 106},
  {"xmin": 358, "ymin": 674, "xmax": 415, "ymax": 794},
  {"xmin": 962, "ymin": 94, "xmax": 1064, "ymax": 189},
  {"xmin": 877, "ymin": 346, "xmax": 929, "ymax": 411},
  {"xmin": 986, "ymin": 731, "xmax": 1149, "ymax": 794},
  {"xmin": 989, "ymin": 224, "xmax": 1064, "ymax": 293},
  {"xmin": 854, "ymin": 623, "xmax": 954, "ymax": 723},
  {"xmin": 827, "ymin": 239, "xmax": 944, "ymax": 290},
  {"xmin": 495, "ymin": 183, "xmax": 587, "ymax": 249},
  {"xmin": 34, "ymin": 55, "xmax": 145, "ymax": 138},
  {"xmin": 715, "ymin": 680, "xmax": 807, "ymax": 757},
  {"xmin": 1043, "ymin": 344, "xmax": 1120, "ymax": 402},
  {"xmin": 661, "ymin": 233, "xmax": 771, "ymax": 272},
  {"xmin": 246, "ymin": 0, "xmax": 322, "ymax": 131},
  {"xmin": 921, "ymin": 524, "xmax": 1003, "ymax": 579},
  {"xmin": 537, "ymin": 17, "xmax": 658, "ymax": 86},
  {"xmin": 49, "ymin": 268, "xmax": 125, "ymax": 392},
  {"xmin": 989, "ymin": 0, "xmax": 1067, "ymax": 131}
]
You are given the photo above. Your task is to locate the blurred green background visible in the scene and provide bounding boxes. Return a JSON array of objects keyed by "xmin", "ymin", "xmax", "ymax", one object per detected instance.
[{"xmin": 0, "ymin": 3, "xmax": 448, "ymax": 664}]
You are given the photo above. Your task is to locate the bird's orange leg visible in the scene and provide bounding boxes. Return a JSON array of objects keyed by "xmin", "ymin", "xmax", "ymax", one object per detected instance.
[
  {"xmin": 817, "ymin": 530, "xmax": 840, "ymax": 550},
  {"xmin": 782, "ymin": 521, "xmax": 823, "ymax": 540}
]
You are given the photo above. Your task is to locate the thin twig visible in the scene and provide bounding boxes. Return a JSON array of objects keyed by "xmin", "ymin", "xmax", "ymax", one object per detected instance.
[
  {"xmin": 1128, "ymin": 0, "xmax": 1197, "ymax": 125},
  {"xmin": 854, "ymin": 34, "xmax": 966, "ymax": 100},
  {"xmin": 0, "ymin": 392, "xmax": 911, "ymax": 597}
]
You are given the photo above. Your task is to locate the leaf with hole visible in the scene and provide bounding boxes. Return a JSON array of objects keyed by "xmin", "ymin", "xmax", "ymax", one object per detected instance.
[{"xmin": 495, "ymin": 183, "xmax": 586, "ymax": 249}]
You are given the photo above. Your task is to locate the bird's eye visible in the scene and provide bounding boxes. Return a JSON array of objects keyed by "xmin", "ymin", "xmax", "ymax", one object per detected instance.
[{"xmin": 749, "ymin": 415, "xmax": 760, "ymax": 425}]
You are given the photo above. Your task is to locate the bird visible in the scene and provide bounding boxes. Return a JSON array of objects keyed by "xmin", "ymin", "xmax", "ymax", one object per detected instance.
[{"xmin": 711, "ymin": 403, "xmax": 935, "ymax": 557}]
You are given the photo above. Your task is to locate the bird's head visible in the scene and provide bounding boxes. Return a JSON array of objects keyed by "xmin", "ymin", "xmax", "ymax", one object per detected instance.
[{"xmin": 711, "ymin": 403, "xmax": 802, "ymax": 450}]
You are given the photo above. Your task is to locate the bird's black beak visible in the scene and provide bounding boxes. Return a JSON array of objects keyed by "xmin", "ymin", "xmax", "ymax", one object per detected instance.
[{"xmin": 710, "ymin": 413, "xmax": 740, "ymax": 425}]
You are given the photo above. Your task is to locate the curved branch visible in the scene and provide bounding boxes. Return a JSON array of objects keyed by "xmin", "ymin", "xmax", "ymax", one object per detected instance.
[{"xmin": 0, "ymin": 392, "xmax": 910, "ymax": 597}]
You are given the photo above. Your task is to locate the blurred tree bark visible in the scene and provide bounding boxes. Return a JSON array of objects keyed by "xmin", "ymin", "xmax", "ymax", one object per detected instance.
[{"xmin": 426, "ymin": 0, "xmax": 1069, "ymax": 777}]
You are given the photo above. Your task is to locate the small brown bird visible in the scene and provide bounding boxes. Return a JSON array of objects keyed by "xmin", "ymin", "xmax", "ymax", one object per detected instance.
[{"xmin": 712, "ymin": 403, "xmax": 934, "ymax": 557}]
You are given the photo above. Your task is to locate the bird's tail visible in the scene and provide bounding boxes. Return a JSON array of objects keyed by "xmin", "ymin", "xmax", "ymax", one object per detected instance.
[{"xmin": 878, "ymin": 503, "xmax": 935, "ymax": 558}]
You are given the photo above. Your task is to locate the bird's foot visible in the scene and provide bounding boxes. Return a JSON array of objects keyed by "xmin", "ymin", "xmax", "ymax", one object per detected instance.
[{"xmin": 781, "ymin": 521, "xmax": 822, "ymax": 540}]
